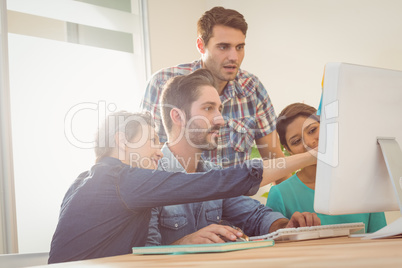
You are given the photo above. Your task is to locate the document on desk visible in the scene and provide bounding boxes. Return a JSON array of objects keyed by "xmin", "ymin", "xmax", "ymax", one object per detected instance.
[
  {"xmin": 132, "ymin": 240, "xmax": 274, "ymax": 255},
  {"xmin": 362, "ymin": 217, "xmax": 402, "ymax": 239}
]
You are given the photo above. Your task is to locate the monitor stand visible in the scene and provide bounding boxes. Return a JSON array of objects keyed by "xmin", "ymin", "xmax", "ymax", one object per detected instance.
[{"xmin": 363, "ymin": 137, "xmax": 402, "ymax": 239}]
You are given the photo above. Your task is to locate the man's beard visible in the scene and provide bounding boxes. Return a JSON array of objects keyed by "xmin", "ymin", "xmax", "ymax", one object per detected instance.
[{"xmin": 185, "ymin": 121, "xmax": 220, "ymax": 151}]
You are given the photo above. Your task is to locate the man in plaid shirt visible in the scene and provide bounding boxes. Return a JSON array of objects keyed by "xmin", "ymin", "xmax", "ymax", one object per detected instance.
[{"xmin": 141, "ymin": 7, "xmax": 286, "ymax": 181}]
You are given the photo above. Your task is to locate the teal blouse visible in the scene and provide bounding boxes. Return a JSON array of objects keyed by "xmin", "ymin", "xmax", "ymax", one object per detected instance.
[{"xmin": 266, "ymin": 173, "xmax": 386, "ymax": 233}]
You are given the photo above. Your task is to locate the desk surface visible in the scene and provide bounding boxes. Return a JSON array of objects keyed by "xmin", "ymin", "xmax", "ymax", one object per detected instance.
[{"xmin": 39, "ymin": 236, "xmax": 402, "ymax": 268}]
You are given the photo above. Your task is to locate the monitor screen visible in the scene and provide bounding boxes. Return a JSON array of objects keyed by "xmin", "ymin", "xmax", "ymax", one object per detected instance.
[{"xmin": 314, "ymin": 62, "xmax": 402, "ymax": 217}]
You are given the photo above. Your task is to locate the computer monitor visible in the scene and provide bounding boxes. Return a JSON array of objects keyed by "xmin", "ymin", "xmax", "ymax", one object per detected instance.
[{"xmin": 314, "ymin": 62, "xmax": 402, "ymax": 238}]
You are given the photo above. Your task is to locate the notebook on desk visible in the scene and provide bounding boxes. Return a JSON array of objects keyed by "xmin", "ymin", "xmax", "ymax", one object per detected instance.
[
  {"xmin": 249, "ymin": 222, "xmax": 365, "ymax": 242},
  {"xmin": 132, "ymin": 239, "xmax": 274, "ymax": 255}
]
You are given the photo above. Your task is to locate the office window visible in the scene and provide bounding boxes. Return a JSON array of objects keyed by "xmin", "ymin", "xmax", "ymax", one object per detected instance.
[{"xmin": 2, "ymin": 0, "xmax": 150, "ymax": 253}]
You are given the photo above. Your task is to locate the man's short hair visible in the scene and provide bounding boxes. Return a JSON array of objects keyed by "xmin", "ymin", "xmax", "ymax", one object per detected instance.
[
  {"xmin": 160, "ymin": 69, "xmax": 216, "ymax": 134},
  {"xmin": 197, "ymin": 6, "xmax": 248, "ymax": 46},
  {"xmin": 94, "ymin": 111, "xmax": 153, "ymax": 162}
]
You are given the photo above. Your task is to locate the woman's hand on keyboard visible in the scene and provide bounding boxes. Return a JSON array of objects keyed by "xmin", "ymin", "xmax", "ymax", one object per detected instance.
[
  {"xmin": 269, "ymin": 212, "xmax": 321, "ymax": 232},
  {"xmin": 287, "ymin": 211, "xmax": 321, "ymax": 228}
]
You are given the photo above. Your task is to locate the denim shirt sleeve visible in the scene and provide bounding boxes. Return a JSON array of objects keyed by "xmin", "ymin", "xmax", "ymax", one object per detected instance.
[
  {"xmin": 116, "ymin": 163, "xmax": 263, "ymax": 210},
  {"xmin": 241, "ymin": 159, "xmax": 264, "ymax": 196},
  {"xmin": 146, "ymin": 207, "xmax": 162, "ymax": 246},
  {"xmin": 222, "ymin": 196, "xmax": 286, "ymax": 236}
]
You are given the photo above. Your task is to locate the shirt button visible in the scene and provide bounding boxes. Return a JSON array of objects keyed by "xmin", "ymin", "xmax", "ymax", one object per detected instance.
[
  {"xmin": 175, "ymin": 223, "xmax": 178, "ymax": 228},
  {"xmin": 217, "ymin": 216, "xmax": 220, "ymax": 220}
]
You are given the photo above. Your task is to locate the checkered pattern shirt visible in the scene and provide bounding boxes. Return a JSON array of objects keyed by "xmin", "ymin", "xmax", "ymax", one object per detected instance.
[{"xmin": 140, "ymin": 59, "xmax": 277, "ymax": 168}]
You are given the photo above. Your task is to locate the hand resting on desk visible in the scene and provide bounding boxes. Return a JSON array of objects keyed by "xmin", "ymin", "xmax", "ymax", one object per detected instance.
[{"xmin": 171, "ymin": 224, "xmax": 244, "ymax": 245}]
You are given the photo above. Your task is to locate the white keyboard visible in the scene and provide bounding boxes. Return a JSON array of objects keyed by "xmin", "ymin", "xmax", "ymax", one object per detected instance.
[{"xmin": 249, "ymin": 222, "xmax": 365, "ymax": 242}]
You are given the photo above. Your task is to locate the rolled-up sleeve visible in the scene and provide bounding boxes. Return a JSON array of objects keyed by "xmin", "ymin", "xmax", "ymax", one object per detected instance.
[{"xmin": 240, "ymin": 159, "xmax": 264, "ymax": 196}]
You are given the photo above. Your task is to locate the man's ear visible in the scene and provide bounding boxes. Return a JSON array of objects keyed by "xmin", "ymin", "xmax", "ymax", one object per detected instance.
[
  {"xmin": 170, "ymin": 108, "xmax": 185, "ymax": 127},
  {"xmin": 196, "ymin": 37, "xmax": 205, "ymax": 54}
]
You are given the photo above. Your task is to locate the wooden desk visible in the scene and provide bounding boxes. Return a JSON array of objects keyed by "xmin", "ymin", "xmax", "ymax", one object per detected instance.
[{"xmin": 38, "ymin": 236, "xmax": 402, "ymax": 267}]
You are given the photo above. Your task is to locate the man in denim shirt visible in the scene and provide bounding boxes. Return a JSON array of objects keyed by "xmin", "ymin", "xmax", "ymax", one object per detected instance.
[{"xmin": 146, "ymin": 69, "xmax": 320, "ymax": 245}]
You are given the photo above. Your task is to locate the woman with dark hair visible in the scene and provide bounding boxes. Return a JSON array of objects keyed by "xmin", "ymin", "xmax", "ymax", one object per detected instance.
[{"xmin": 266, "ymin": 103, "xmax": 386, "ymax": 233}]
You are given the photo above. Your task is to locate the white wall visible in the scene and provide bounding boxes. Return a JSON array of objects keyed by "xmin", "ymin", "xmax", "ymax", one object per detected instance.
[
  {"xmin": 147, "ymin": 0, "xmax": 402, "ymax": 113},
  {"xmin": 147, "ymin": 0, "xmax": 204, "ymax": 72}
]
